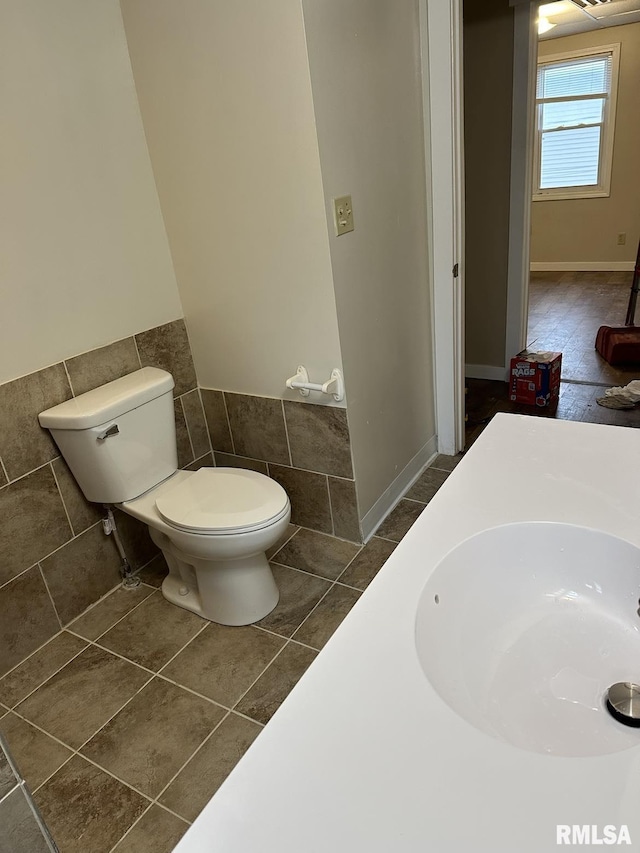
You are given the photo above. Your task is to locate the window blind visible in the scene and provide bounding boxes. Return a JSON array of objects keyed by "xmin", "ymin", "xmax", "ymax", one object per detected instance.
[{"xmin": 535, "ymin": 53, "xmax": 612, "ymax": 190}]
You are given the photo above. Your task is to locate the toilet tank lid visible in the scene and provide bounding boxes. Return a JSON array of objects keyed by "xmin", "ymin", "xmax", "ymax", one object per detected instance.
[{"xmin": 38, "ymin": 367, "xmax": 175, "ymax": 430}]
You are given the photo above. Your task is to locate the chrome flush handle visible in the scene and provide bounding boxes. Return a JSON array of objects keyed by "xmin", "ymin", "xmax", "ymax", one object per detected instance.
[{"xmin": 97, "ymin": 424, "xmax": 119, "ymax": 441}]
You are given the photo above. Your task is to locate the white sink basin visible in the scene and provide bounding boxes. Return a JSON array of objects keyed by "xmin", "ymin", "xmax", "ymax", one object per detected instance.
[{"xmin": 415, "ymin": 522, "xmax": 640, "ymax": 756}]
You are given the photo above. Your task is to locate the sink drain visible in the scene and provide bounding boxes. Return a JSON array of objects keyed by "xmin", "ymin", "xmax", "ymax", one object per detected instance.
[{"xmin": 606, "ymin": 682, "xmax": 640, "ymax": 727}]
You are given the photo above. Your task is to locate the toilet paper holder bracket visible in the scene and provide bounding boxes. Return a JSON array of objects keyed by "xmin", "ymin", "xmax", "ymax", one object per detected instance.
[{"xmin": 286, "ymin": 366, "xmax": 345, "ymax": 402}]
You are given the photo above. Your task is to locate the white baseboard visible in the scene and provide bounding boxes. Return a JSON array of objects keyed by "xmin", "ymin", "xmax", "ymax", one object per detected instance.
[
  {"xmin": 465, "ymin": 364, "xmax": 509, "ymax": 381},
  {"xmin": 360, "ymin": 434, "xmax": 437, "ymax": 542},
  {"xmin": 530, "ymin": 261, "xmax": 634, "ymax": 272}
]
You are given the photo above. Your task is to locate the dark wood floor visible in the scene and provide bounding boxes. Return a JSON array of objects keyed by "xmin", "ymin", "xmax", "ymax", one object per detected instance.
[{"xmin": 465, "ymin": 271, "xmax": 640, "ymax": 448}]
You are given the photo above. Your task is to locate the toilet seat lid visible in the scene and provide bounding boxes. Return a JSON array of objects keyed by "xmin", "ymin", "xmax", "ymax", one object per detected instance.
[{"xmin": 154, "ymin": 467, "xmax": 289, "ymax": 533}]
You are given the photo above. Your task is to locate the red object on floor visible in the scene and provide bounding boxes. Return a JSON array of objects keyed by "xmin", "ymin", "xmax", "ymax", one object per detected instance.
[
  {"xmin": 595, "ymin": 326, "xmax": 640, "ymax": 365},
  {"xmin": 509, "ymin": 350, "xmax": 562, "ymax": 407},
  {"xmin": 595, "ymin": 237, "xmax": 640, "ymax": 364}
]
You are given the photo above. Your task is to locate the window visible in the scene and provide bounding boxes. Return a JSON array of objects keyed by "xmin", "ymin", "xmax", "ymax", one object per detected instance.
[{"xmin": 533, "ymin": 44, "xmax": 620, "ymax": 201}]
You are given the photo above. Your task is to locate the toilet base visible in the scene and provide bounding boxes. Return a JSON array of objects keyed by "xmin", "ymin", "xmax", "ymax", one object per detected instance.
[{"xmin": 150, "ymin": 529, "xmax": 280, "ymax": 626}]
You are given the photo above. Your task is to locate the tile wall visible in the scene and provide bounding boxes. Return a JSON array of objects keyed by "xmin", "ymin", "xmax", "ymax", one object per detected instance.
[
  {"xmin": 0, "ymin": 319, "xmax": 209, "ymax": 678},
  {"xmin": 1, "ymin": 317, "xmax": 360, "ymax": 683},
  {"xmin": 201, "ymin": 389, "xmax": 361, "ymax": 544}
]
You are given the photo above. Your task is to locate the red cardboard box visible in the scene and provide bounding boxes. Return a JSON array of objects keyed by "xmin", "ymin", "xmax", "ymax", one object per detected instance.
[{"xmin": 509, "ymin": 350, "xmax": 562, "ymax": 408}]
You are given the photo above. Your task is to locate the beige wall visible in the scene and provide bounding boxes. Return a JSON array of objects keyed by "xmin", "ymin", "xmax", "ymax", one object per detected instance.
[
  {"xmin": 120, "ymin": 0, "xmax": 435, "ymax": 521},
  {"xmin": 302, "ymin": 0, "xmax": 435, "ymax": 518},
  {"xmin": 1, "ymin": 0, "xmax": 183, "ymax": 386},
  {"xmin": 463, "ymin": 0, "xmax": 515, "ymax": 368},
  {"xmin": 531, "ymin": 23, "xmax": 640, "ymax": 265},
  {"xmin": 119, "ymin": 0, "xmax": 343, "ymax": 403}
]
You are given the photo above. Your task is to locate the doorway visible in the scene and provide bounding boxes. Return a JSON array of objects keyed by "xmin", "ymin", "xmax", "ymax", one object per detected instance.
[
  {"xmin": 462, "ymin": 0, "xmax": 640, "ymax": 445},
  {"xmin": 526, "ymin": 2, "xmax": 640, "ymax": 389}
]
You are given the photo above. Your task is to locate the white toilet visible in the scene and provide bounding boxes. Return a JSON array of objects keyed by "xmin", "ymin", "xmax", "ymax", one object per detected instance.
[{"xmin": 38, "ymin": 367, "xmax": 290, "ymax": 625}]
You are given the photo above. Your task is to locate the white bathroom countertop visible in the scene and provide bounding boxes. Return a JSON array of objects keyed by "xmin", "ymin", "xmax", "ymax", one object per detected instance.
[{"xmin": 174, "ymin": 413, "xmax": 640, "ymax": 853}]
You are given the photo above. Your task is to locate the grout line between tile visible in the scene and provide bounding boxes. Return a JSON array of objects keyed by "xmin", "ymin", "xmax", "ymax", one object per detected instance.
[
  {"xmin": 0, "ymin": 562, "xmax": 37, "ymax": 594},
  {"xmin": 32, "ymin": 751, "xmax": 77, "ymax": 795},
  {"xmin": 34, "ymin": 519, "xmax": 104, "ymax": 572},
  {"xmin": 268, "ymin": 459, "xmax": 359, "ymax": 483},
  {"xmin": 0, "ymin": 628, "xmax": 73, "ymax": 697},
  {"xmin": 72, "ymin": 750, "xmax": 155, "ymax": 805},
  {"xmin": 252, "ymin": 623, "xmax": 318, "ymax": 652},
  {"xmin": 154, "ymin": 671, "xmax": 233, "ymax": 713},
  {"xmin": 296, "ymin": 523, "xmax": 362, "ymax": 547},
  {"xmin": 105, "ymin": 802, "xmax": 156, "ymax": 853},
  {"xmin": 250, "ymin": 623, "xmax": 295, "ymax": 643},
  {"xmin": 131, "ymin": 335, "xmax": 143, "ymax": 369},
  {"xmin": 189, "ymin": 451, "xmax": 212, "ymax": 469},
  {"xmin": 37, "ymin": 563, "xmax": 64, "ymax": 632},
  {"xmin": 224, "ymin": 707, "xmax": 267, "ymax": 728},
  {"xmin": 331, "ymin": 576, "xmax": 363, "ymax": 592},
  {"xmin": 152, "ymin": 710, "xmax": 232, "ymax": 807},
  {"xmin": 62, "ymin": 360, "xmax": 75, "ymax": 397},
  {"xmin": 229, "ymin": 643, "xmax": 291, "ymax": 716},
  {"xmin": 286, "ymin": 635, "xmax": 322, "ymax": 653},
  {"xmin": 287, "ymin": 576, "xmax": 342, "ymax": 648},
  {"xmin": 4, "ymin": 457, "xmax": 65, "ymax": 488},
  {"xmin": 325, "ymin": 473, "xmax": 336, "ymax": 537},
  {"xmin": 335, "ymin": 540, "xmax": 364, "ymax": 576},
  {"xmin": 130, "ymin": 552, "xmax": 166, "ymax": 581},
  {"xmin": 48, "ymin": 461, "xmax": 76, "ymax": 539},
  {"xmin": 155, "ymin": 621, "xmax": 210, "ymax": 676},
  {"xmin": 0, "ymin": 456, "xmax": 9, "ymax": 485},
  {"xmin": 150, "ymin": 800, "xmax": 193, "ymax": 828},
  {"xmin": 221, "ymin": 392, "xmax": 237, "ymax": 456},
  {"xmin": 178, "ymin": 395, "xmax": 196, "ymax": 464},
  {"xmin": 197, "ymin": 387, "xmax": 215, "ymax": 461},
  {"xmin": 71, "ymin": 585, "xmax": 157, "ymax": 644},
  {"xmin": 280, "ymin": 399, "xmax": 293, "ymax": 468},
  {"xmin": 400, "ymin": 496, "xmax": 428, "ymax": 506},
  {"xmin": 7, "ymin": 709, "xmax": 79, "ymax": 760},
  {"xmin": 106, "ymin": 801, "xmax": 191, "ymax": 853},
  {"xmin": 373, "ymin": 533, "xmax": 402, "ymax": 545},
  {"xmin": 88, "ymin": 641, "xmax": 163, "ymax": 680},
  {"xmin": 0, "ymin": 707, "xmax": 158, "ymax": 806},
  {"xmin": 266, "ymin": 525, "xmax": 301, "ymax": 562},
  {"xmin": 268, "ymin": 559, "xmax": 360, "ymax": 591},
  {"xmin": 156, "ymin": 800, "xmax": 194, "ymax": 823},
  {"xmin": 0, "ymin": 783, "xmax": 20, "ymax": 809},
  {"xmin": 74, "ymin": 671, "xmax": 157, "ymax": 755}
]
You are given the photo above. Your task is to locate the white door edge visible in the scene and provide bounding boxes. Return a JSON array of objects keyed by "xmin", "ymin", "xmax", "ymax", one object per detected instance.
[
  {"xmin": 421, "ymin": 0, "xmax": 465, "ymax": 456},
  {"xmin": 505, "ymin": 2, "xmax": 539, "ymax": 366}
]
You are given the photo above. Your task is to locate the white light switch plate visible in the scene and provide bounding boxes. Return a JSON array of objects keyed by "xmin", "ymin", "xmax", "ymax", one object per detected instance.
[{"xmin": 333, "ymin": 195, "xmax": 354, "ymax": 236}]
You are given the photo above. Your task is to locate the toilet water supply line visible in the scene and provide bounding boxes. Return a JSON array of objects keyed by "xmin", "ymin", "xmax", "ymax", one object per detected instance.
[{"xmin": 102, "ymin": 506, "xmax": 141, "ymax": 589}]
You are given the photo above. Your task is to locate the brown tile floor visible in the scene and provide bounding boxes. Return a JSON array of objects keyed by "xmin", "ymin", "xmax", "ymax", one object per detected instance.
[
  {"xmin": 4, "ymin": 274, "xmax": 637, "ymax": 851},
  {"xmin": 466, "ymin": 272, "xmax": 640, "ymax": 447},
  {"xmin": 0, "ymin": 460, "xmax": 458, "ymax": 853}
]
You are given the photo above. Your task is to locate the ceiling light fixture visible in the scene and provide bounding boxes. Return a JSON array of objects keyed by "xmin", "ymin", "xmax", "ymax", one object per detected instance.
[
  {"xmin": 539, "ymin": 1, "xmax": 575, "ymax": 16},
  {"xmin": 538, "ymin": 15, "xmax": 558, "ymax": 33}
]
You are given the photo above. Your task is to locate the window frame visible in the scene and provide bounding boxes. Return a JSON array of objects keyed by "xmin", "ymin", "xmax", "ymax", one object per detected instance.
[{"xmin": 532, "ymin": 43, "xmax": 620, "ymax": 202}]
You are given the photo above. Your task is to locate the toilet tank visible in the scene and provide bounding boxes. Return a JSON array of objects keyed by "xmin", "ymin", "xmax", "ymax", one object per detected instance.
[{"xmin": 39, "ymin": 367, "xmax": 178, "ymax": 504}]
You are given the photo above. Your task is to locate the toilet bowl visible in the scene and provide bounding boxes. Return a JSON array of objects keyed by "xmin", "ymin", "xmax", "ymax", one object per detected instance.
[
  {"xmin": 121, "ymin": 467, "xmax": 290, "ymax": 625},
  {"xmin": 38, "ymin": 367, "xmax": 290, "ymax": 626}
]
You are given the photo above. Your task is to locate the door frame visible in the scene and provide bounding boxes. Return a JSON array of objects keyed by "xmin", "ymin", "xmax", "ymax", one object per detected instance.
[
  {"xmin": 421, "ymin": 0, "xmax": 466, "ymax": 456},
  {"xmin": 424, "ymin": 0, "xmax": 540, "ymax": 452},
  {"xmin": 505, "ymin": 2, "xmax": 539, "ymax": 366}
]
